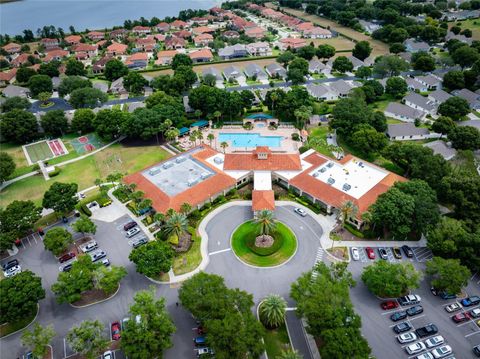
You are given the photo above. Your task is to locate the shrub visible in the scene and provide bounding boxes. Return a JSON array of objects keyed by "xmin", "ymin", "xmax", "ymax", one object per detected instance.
[
  {"xmin": 291, "ymin": 133, "xmax": 300, "ymax": 141},
  {"xmin": 112, "ymin": 188, "xmax": 130, "ymax": 203},
  {"xmin": 299, "ymin": 145, "xmax": 310, "ymax": 153},
  {"xmin": 49, "ymin": 167, "xmax": 61, "ymax": 177},
  {"xmin": 80, "ymin": 204, "xmax": 92, "ymax": 217}
]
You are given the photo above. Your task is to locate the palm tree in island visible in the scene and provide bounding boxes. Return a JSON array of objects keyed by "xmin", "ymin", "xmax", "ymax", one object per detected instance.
[
  {"xmin": 260, "ymin": 294, "xmax": 286, "ymax": 328},
  {"xmin": 255, "ymin": 210, "xmax": 277, "ymax": 242},
  {"xmin": 207, "ymin": 133, "xmax": 215, "ymax": 147},
  {"xmin": 220, "ymin": 141, "xmax": 228, "ymax": 153},
  {"xmin": 163, "ymin": 211, "xmax": 189, "ymax": 244},
  {"xmin": 339, "ymin": 200, "xmax": 358, "ymax": 228}
]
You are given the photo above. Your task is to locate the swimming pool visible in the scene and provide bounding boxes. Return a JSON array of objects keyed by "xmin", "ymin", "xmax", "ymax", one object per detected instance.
[{"xmin": 218, "ymin": 133, "xmax": 283, "ymax": 148}]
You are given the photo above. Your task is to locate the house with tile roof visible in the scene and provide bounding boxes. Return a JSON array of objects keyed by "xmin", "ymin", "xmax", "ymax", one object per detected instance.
[
  {"xmin": 246, "ymin": 42, "xmax": 271, "ymax": 56},
  {"xmin": 132, "ymin": 25, "xmax": 151, "ymax": 35},
  {"xmin": 245, "ymin": 26, "xmax": 266, "ymax": 39},
  {"xmin": 170, "ymin": 20, "xmax": 189, "ymax": 30},
  {"xmin": 125, "ymin": 52, "xmax": 149, "ymax": 69},
  {"xmin": 2, "ymin": 42, "xmax": 21, "ymax": 54},
  {"xmin": 155, "ymin": 22, "xmax": 170, "ymax": 33},
  {"xmin": 194, "ymin": 33, "xmax": 214, "ymax": 47},
  {"xmin": 107, "ymin": 42, "xmax": 128, "ymax": 57},
  {"xmin": 87, "ymin": 31, "xmax": 104, "ymax": 41},
  {"xmin": 278, "ymin": 38, "xmax": 307, "ymax": 51},
  {"xmin": 155, "ymin": 50, "xmax": 178, "ymax": 66},
  {"xmin": 65, "ymin": 35, "xmax": 82, "ymax": 45},
  {"xmin": 302, "ymin": 27, "xmax": 332, "ymax": 39},
  {"xmin": 40, "ymin": 38, "xmax": 60, "ymax": 49},
  {"xmin": 0, "ymin": 69, "xmax": 18, "ymax": 86},
  {"xmin": 189, "ymin": 49, "xmax": 213, "ymax": 63},
  {"xmin": 165, "ymin": 36, "xmax": 186, "ymax": 50},
  {"xmin": 218, "ymin": 44, "xmax": 247, "ymax": 60},
  {"xmin": 44, "ymin": 49, "xmax": 69, "ymax": 63}
]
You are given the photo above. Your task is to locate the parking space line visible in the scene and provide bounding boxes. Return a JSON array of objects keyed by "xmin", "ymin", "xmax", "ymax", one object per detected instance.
[
  {"xmin": 408, "ymin": 314, "xmax": 425, "ymax": 321},
  {"xmin": 465, "ymin": 330, "xmax": 480, "ymax": 338}
]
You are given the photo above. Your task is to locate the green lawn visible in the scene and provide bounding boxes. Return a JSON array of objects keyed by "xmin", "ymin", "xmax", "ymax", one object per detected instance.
[
  {"xmin": 172, "ymin": 232, "xmax": 202, "ymax": 275},
  {"xmin": 449, "ymin": 19, "xmax": 480, "ymax": 40},
  {"xmin": 262, "ymin": 321, "xmax": 291, "ymax": 358},
  {"xmin": 231, "ymin": 221, "xmax": 297, "ymax": 267},
  {"xmin": 308, "ymin": 126, "xmax": 334, "ymax": 157},
  {"xmin": 0, "ymin": 308, "xmax": 36, "ymax": 338}
]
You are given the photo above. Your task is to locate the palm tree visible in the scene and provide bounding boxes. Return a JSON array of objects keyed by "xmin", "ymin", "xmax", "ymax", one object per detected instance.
[
  {"xmin": 180, "ymin": 202, "xmax": 192, "ymax": 214},
  {"xmin": 163, "ymin": 211, "xmax": 189, "ymax": 242},
  {"xmin": 339, "ymin": 200, "xmax": 358, "ymax": 228},
  {"xmin": 213, "ymin": 110, "xmax": 221, "ymax": 122},
  {"xmin": 138, "ymin": 198, "xmax": 153, "ymax": 212},
  {"xmin": 130, "ymin": 190, "xmax": 144, "ymax": 205},
  {"xmin": 361, "ymin": 211, "xmax": 373, "ymax": 231},
  {"xmin": 294, "ymin": 105, "xmax": 312, "ymax": 130},
  {"xmin": 270, "ymin": 91, "xmax": 278, "ymax": 117},
  {"xmin": 153, "ymin": 212, "xmax": 165, "ymax": 227},
  {"xmin": 220, "ymin": 141, "xmax": 228, "ymax": 153},
  {"xmin": 260, "ymin": 294, "xmax": 286, "ymax": 328},
  {"xmin": 165, "ymin": 128, "xmax": 180, "ymax": 143},
  {"xmin": 196, "ymin": 130, "xmax": 204, "ymax": 144},
  {"xmin": 207, "ymin": 133, "xmax": 215, "ymax": 147},
  {"xmin": 189, "ymin": 133, "xmax": 197, "ymax": 146},
  {"xmin": 255, "ymin": 210, "xmax": 277, "ymax": 240},
  {"xmin": 277, "ymin": 349, "xmax": 303, "ymax": 359},
  {"xmin": 194, "ymin": 109, "xmax": 202, "ymax": 120}
]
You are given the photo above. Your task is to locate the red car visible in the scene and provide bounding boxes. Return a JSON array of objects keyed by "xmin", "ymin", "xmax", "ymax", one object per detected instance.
[
  {"xmin": 452, "ymin": 312, "xmax": 471, "ymax": 323},
  {"xmin": 381, "ymin": 300, "xmax": 399, "ymax": 310},
  {"xmin": 58, "ymin": 252, "xmax": 76, "ymax": 263},
  {"xmin": 111, "ymin": 321, "xmax": 121, "ymax": 340},
  {"xmin": 366, "ymin": 247, "xmax": 375, "ymax": 259}
]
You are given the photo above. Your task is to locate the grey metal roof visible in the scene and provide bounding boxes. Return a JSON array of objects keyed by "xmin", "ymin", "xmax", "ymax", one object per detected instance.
[
  {"xmin": 266, "ymin": 63, "xmax": 286, "ymax": 77},
  {"xmin": 306, "ymin": 84, "xmax": 331, "ymax": 98},
  {"xmin": 223, "ymin": 65, "xmax": 243, "ymax": 79},
  {"xmin": 452, "ymin": 88, "xmax": 480, "ymax": 106},
  {"xmin": 308, "ymin": 59, "xmax": 325, "ymax": 72},
  {"xmin": 202, "ymin": 67, "xmax": 223, "ymax": 81},
  {"xmin": 403, "ymin": 92, "xmax": 437, "ymax": 112},
  {"xmin": 423, "ymin": 140, "xmax": 457, "ymax": 160},
  {"xmin": 385, "ymin": 102, "xmax": 425, "ymax": 119},
  {"xmin": 458, "ymin": 120, "xmax": 480, "ymax": 129},
  {"xmin": 244, "ymin": 63, "xmax": 267, "ymax": 78},
  {"xmin": 387, "ymin": 123, "xmax": 430, "ymax": 137},
  {"xmin": 428, "ymin": 89, "xmax": 452, "ymax": 104},
  {"xmin": 329, "ymin": 80, "xmax": 354, "ymax": 95}
]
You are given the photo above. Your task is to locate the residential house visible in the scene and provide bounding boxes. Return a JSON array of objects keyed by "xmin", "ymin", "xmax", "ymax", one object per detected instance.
[
  {"xmin": 244, "ymin": 63, "xmax": 268, "ymax": 82},
  {"xmin": 71, "ymin": 43, "xmax": 98, "ymax": 57},
  {"xmin": 428, "ymin": 89, "xmax": 452, "ymax": 104},
  {"xmin": 385, "ymin": 102, "xmax": 426, "ymax": 122},
  {"xmin": 223, "ymin": 65, "xmax": 246, "ymax": 84},
  {"xmin": 445, "ymin": 32, "xmax": 473, "ymax": 45},
  {"xmin": 189, "ymin": 49, "xmax": 213, "ymax": 63},
  {"xmin": 306, "ymin": 83, "xmax": 336, "ymax": 101},
  {"xmin": 107, "ymin": 42, "xmax": 128, "ymax": 57},
  {"xmin": 223, "ymin": 30, "xmax": 240, "ymax": 39},
  {"xmin": 135, "ymin": 38, "xmax": 157, "ymax": 53},
  {"xmin": 451, "ymin": 88, "xmax": 480, "ymax": 109},
  {"xmin": 278, "ymin": 38, "xmax": 306, "ymax": 51},
  {"xmin": 170, "ymin": 20, "xmax": 189, "ymax": 30},
  {"xmin": 347, "ymin": 55, "xmax": 367, "ymax": 71},
  {"xmin": 308, "ymin": 59, "xmax": 326, "ymax": 74},
  {"xmin": 155, "ymin": 22, "xmax": 170, "ymax": 33},
  {"xmin": 302, "ymin": 27, "xmax": 332, "ymax": 39},
  {"xmin": 358, "ymin": 20, "xmax": 382, "ymax": 34},
  {"xmin": 296, "ymin": 22, "xmax": 314, "ymax": 32},
  {"xmin": 246, "ymin": 42, "xmax": 271, "ymax": 56},
  {"xmin": 218, "ymin": 44, "xmax": 247, "ymax": 60},
  {"xmin": 109, "ymin": 77, "xmax": 127, "ymax": 95},
  {"xmin": 458, "ymin": 120, "xmax": 480, "ymax": 130},
  {"xmin": 110, "ymin": 29, "xmax": 128, "ymax": 40},
  {"xmin": 404, "ymin": 39, "xmax": 431, "ymax": 53},
  {"xmin": 155, "ymin": 50, "xmax": 178, "ymax": 65},
  {"xmin": 125, "ymin": 52, "xmax": 149, "ymax": 69},
  {"xmin": 93, "ymin": 82, "xmax": 109, "ymax": 93},
  {"xmin": 387, "ymin": 123, "xmax": 440, "ymax": 141},
  {"xmin": 173, "ymin": 30, "xmax": 192, "ymax": 39},
  {"xmin": 64, "ymin": 35, "xmax": 82, "ymax": 45},
  {"xmin": 245, "ymin": 27, "xmax": 266, "ymax": 39},
  {"xmin": 423, "ymin": 140, "xmax": 457, "ymax": 160},
  {"xmin": 398, "ymin": 52, "xmax": 412, "ymax": 63},
  {"xmin": 194, "ymin": 33, "xmax": 214, "ymax": 47},
  {"xmin": 202, "ymin": 67, "xmax": 223, "ymax": 86},
  {"xmin": 153, "ymin": 34, "xmax": 166, "ymax": 42},
  {"xmin": 40, "ymin": 38, "xmax": 59, "ymax": 49},
  {"xmin": 0, "ymin": 69, "xmax": 17, "ymax": 87},
  {"xmin": 415, "ymin": 74, "xmax": 441, "ymax": 90},
  {"xmin": 192, "ymin": 26, "xmax": 214, "ymax": 35},
  {"xmin": 92, "ymin": 56, "xmax": 113, "ymax": 74},
  {"xmin": 265, "ymin": 63, "xmax": 287, "ymax": 79},
  {"xmin": 2, "ymin": 84, "xmax": 29, "ymax": 97},
  {"xmin": 403, "ymin": 92, "xmax": 437, "ymax": 115},
  {"xmin": 132, "ymin": 25, "xmax": 151, "ymax": 35},
  {"xmin": 406, "ymin": 77, "xmax": 429, "ymax": 93},
  {"xmin": 330, "ymin": 80, "xmax": 359, "ymax": 98},
  {"xmin": 165, "ymin": 37, "xmax": 186, "ymax": 50},
  {"xmin": 11, "ymin": 53, "xmax": 38, "ymax": 67},
  {"xmin": 189, "ymin": 17, "xmax": 209, "ymax": 26},
  {"xmin": 44, "ymin": 49, "xmax": 69, "ymax": 62},
  {"xmin": 87, "ymin": 31, "xmax": 104, "ymax": 41},
  {"xmin": 2, "ymin": 42, "xmax": 21, "ymax": 54}
]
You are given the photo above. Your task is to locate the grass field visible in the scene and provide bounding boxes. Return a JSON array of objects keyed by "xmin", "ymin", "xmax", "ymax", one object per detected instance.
[
  {"xmin": 24, "ymin": 140, "xmax": 53, "ymax": 163},
  {"xmin": 449, "ymin": 19, "xmax": 480, "ymax": 40},
  {"xmin": 308, "ymin": 126, "xmax": 334, "ymax": 157},
  {"xmin": 172, "ymin": 232, "xmax": 202, "ymax": 275},
  {"xmin": 0, "ymin": 143, "xmax": 170, "ymax": 207},
  {"xmin": 261, "ymin": 317, "xmax": 291, "ymax": 358}
]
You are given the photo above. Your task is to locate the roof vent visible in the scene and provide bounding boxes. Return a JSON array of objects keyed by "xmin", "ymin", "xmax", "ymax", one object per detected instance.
[
  {"xmin": 319, "ymin": 167, "xmax": 327, "ymax": 173},
  {"xmin": 200, "ymin": 172, "xmax": 211, "ymax": 180},
  {"xmin": 326, "ymin": 162, "xmax": 334, "ymax": 168},
  {"xmin": 327, "ymin": 177, "xmax": 335, "ymax": 185},
  {"xmin": 214, "ymin": 157, "xmax": 224, "ymax": 164},
  {"xmin": 312, "ymin": 172, "xmax": 319, "ymax": 177},
  {"xmin": 187, "ymin": 178, "xmax": 199, "ymax": 187}
]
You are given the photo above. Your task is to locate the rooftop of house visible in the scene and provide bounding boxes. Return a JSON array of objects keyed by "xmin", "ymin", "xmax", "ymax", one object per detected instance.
[{"xmin": 387, "ymin": 123, "xmax": 430, "ymax": 137}]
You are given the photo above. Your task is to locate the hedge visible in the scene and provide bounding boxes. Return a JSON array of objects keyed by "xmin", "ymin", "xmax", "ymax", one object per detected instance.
[{"xmin": 80, "ymin": 204, "xmax": 92, "ymax": 217}]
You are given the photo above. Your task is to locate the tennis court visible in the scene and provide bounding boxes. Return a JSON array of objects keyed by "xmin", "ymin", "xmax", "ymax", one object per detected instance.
[
  {"xmin": 23, "ymin": 139, "xmax": 68, "ymax": 164},
  {"xmin": 70, "ymin": 134, "xmax": 105, "ymax": 154}
]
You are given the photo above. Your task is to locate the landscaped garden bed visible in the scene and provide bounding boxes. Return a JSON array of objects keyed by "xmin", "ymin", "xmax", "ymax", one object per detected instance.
[
  {"xmin": 0, "ymin": 306, "xmax": 37, "ymax": 338},
  {"xmin": 71, "ymin": 285, "xmax": 119, "ymax": 307}
]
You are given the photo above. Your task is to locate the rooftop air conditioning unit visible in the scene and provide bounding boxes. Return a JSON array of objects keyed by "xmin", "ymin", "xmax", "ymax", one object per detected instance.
[
  {"xmin": 319, "ymin": 167, "xmax": 327, "ymax": 173},
  {"xmin": 149, "ymin": 167, "xmax": 161, "ymax": 176},
  {"xmin": 214, "ymin": 157, "xmax": 224, "ymax": 164},
  {"xmin": 162, "ymin": 162, "xmax": 174, "ymax": 169},
  {"xmin": 327, "ymin": 177, "xmax": 335, "ymax": 185},
  {"xmin": 176, "ymin": 156, "xmax": 187, "ymax": 163},
  {"xmin": 343, "ymin": 183, "xmax": 351, "ymax": 191},
  {"xmin": 187, "ymin": 178, "xmax": 199, "ymax": 187},
  {"xmin": 326, "ymin": 162, "xmax": 334, "ymax": 168},
  {"xmin": 200, "ymin": 172, "xmax": 211, "ymax": 180},
  {"xmin": 313, "ymin": 172, "xmax": 319, "ymax": 177}
]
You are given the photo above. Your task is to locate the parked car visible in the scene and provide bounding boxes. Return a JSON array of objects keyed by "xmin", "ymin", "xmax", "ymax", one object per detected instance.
[
  {"xmin": 89, "ymin": 250, "xmax": 107, "ymax": 262},
  {"xmin": 445, "ymin": 303, "xmax": 461, "ymax": 313},
  {"xmin": 111, "ymin": 321, "xmax": 121, "ymax": 340},
  {"xmin": 3, "ymin": 265, "xmax": 21, "ymax": 278},
  {"xmin": 452, "ymin": 312, "xmax": 471, "ymax": 323},
  {"xmin": 474, "ymin": 344, "xmax": 480, "ymax": 357},
  {"xmin": 431, "ymin": 345, "xmax": 452, "ymax": 358},
  {"xmin": 397, "ymin": 332, "xmax": 417, "ymax": 344},
  {"xmin": 103, "ymin": 350, "xmax": 114, "ymax": 359},
  {"xmin": 407, "ymin": 305, "xmax": 424, "ymax": 316},
  {"xmin": 378, "ymin": 247, "xmax": 388, "ymax": 259},
  {"xmin": 131, "ymin": 236, "xmax": 148, "ymax": 248},
  {"xmin": 406, "ymin": 341, "xmax": 426, "ymax": 355},
  {"xmin": 365, "ymin": 247, "xmax": 375, "ymax": 259},
  {"xmin": 470, "ymin": 308, "xmax": 480, "ymax": 318},
  {"xmin": 425, "ymin": 335, "xmax": 445, "ymax": 348},
  {"xmin": 58, "ymin": 252, "xmax": 76, "ymax": 263},
  {"xmin": 196, "ymin": 347, "xmax": 215, "ymax": 357},
  {"xmin": 102, "ymin": 258, "xmax": 110, "ymax": 267},
  {"xmin": 194, "ymin": 336, "xmax": 207, "ymax": 347},
  {"xmin": 121, "ymin": 317, "xmax": 129, "ymax": 331},
  {"xmin": 393, "ymin": 321, "xmax": 412, "ymax": 334},
  {"xmin": 381, "ymin": 300, "xmax": 398, "ymax": 310},
  {"xmin": 125, "ymin": 227, "xmax": 140, "ymax": 238},
  {"xmin": 294, "ymin": 207, "xmax": 307, "ymax": 217},
  {"xmin": 416, "ymin": 323, "xmax": 438, "ymax": 338},
  {"xmin": 350, "ymin": 247, "xmax": 359, "ymax": 261},
  {"xmin": 416, "ymin": 353, "xmax": 434, "ymax": 359},
  {"xmin": 402, "ymin": 245, "xmax": 414, "ymax": 258},
  {"xmin": 60, "ymin": 263, "xmax": 73, "ymax": 272},
  {"xmin": 2, "ymin": 259, "xmax": 19, "ymax": 271},
  {"xmin": 123, "ymin": 221, "xmax": 138, "ymax": 231},
  {"xmin": 399, "ymin": 294, "xmax": 421, "ymax": 306},
  {"xmin": 392, "ymin": 247, "xmax": 402, "ymax": 259},
  {"xmin": 80, "ymin": 240, "xmax": 98, "ymax": 253},
  {"xmin": 431, "ymin": 287, "xmax": 456, "ymax": 299},
  {"xmin": 461, "ymin": 295, "xmax": 480, "ymax": 307},
  {"xmin": 390, "ymin": 311, "xmax": 407, "ymax": 322}
]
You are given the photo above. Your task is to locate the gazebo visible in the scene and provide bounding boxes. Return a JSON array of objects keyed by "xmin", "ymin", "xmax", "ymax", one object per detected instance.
[{"xmin": 243, "ymin": 113, "xmax": 278, "ymax": 127}]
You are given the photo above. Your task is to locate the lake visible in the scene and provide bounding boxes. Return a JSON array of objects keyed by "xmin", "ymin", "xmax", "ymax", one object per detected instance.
[{"xmin": 0, "ymin": 0, "xmax": 223, "ymax": 35}]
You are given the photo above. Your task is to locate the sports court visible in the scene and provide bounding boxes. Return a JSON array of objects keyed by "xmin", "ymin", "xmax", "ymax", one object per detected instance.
[
  {"xmin": 23, "ymin": 139, "xmax": 68, "ymax": 165},
  {"xmin": 70, "ymin": 134, "xmax": 105, "ymax": 154}
]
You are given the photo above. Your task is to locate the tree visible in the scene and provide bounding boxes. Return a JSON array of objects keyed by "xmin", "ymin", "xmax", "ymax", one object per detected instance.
[
  {"xmin": 0, "ymin": 270, "xmax": 45, "ymax": 323},
  {"xmin": 287, "ymin": 68, "xmax": 305, "ymax": 84},
  {"xmin": 203, "ymin": 73, "xmax": 217, "ymax": 87},
  {"xmin": 389, "ymin": 42, "xmax": 406, "ymax": 54},
  {"xmin": 351, "ymin": 124, "xmax": 388, "ymax": 157},
  {"xmin": 65, "ymin": 58, "xmax": 86, "ymax": 76},
  {"xmin": 72, "ymin": 215, "xmax": 97, "ymax": 237},
  {"xmin": 38, "ymin": 92, "xmax": 52, "ymax": 106},
  {"xmin": 124, "ymin": 71, "xmax": 148, "ymax": 94},
  {"xmin": 21, "ymin": 323, "xmax": 56, "ymax": 359},
  {"xmin": 1, "ymin": 96, "xmax": 31, "ymax": 112},
  {"xmin": 319, "ymin": 327, "xmax": 371, "ymax": 359},
  {"xmin": 426, "ymin": 257, "xmax": 471, "ymax": 295},
  {"xmin": 180, "ymin": 202, "xmax": 192, "ymax": 214},
  {"xmin": 255, "ymin": 210, "xmax": 277, "ymax": 240},
  {"xmin": 260, "ymin": 294, "xmax": 286, "ymax": 328},
  {"xmin": 438, "ymin": 96, "xmax": 470, "ymax": 120},
  {"xmin": 58, "ymin": 76, "xmax": 92, "ymax": 97},
  {"xmin": 331, "ymin": 97, "xmax": 373, "ymax": 137},
  {"xmin": 411, "ymin": 51, "xmax": 436, "ymax": 72},
  {"xmin": 92, "ymin": 265, "xmax": 127, "ymax": 294},
  {"xmin": 0, "ymin": 200, "xmax": 41, "ymax": 250},
  {"xmin": 28, "ymin": 74, "xmax": 53, "ymax": 97},
  {"xmin": 278, "ymin": 350, "xmax": 303, "ymax": 359},
  {"xmin": 316, "ymin": 44, "xmax": 335, "ymax": 60},
  {"xmin": 440, "ymin": 174, "xmax": 480, "ymax": 223},
  {"xmin": 352, "ymin": 41, "xmax": 372, "ymax": 61},
  {"xmin": 171, "ymin": 53, "xmax": 193, "ymax": 70},
  {"xmin": 42, "ymin": 182, "xmax": 79, "ymax": 214},
  {"xmin": 38, "ymin": 61, "xmax": 60, "ymax": 77},
  {"xmin": 121, "ymin": 287, "xmax": 176, "ymax": 358},
  {"xmin": 297, "ymin": 45, "xmax": 316, "ymax": 60},
  {"xmin": 43, "ymin": 227, "xmax": 73, "ymax": 256},
  {"xmin": 93, "ymin": 108, "xmax": 129, "ymax": 140},
  {"xmin": 356, "ymin": 66, "xmax": 372, "ymax": 79},
  {"xmin": 220, "ymin": 141, "xmax": 228, "ymax": 153},
  {"xmin": 163, "ymin": 211, "xmax": 188, "ymax": 240},
  {"xmin": 442, "ymin": 70, "xmax": 465, "ymax": 90},
  {"xmin": 373, "ymin": 55, "xmax": 409, "ymax": 77},
  {"xmin": 104, "ymin": 58, "xmax": 128, "ymax": 81},
  {"xmin": 40, "ymin": 110, "xmax": 68, "ymax": 137},
  {"xmin": 71, "ymin": 108, "xmax": 95, "ymax": 134},
  {"xmin": 449, "ymin": 125, "xmax": 480, "ymax": 150},
  {"xmin": 385, "ymin": 76, "xmax": 407, "ymax": 98},
  {"xmin": 69, "ymin": 87, "xmax": 108, "ymax": 109},
  {"xmin": 293, "ymin": 105, "xmax": 312, "ymax": 129},
  {"xmin": 339, "ymin": 200, "xmax": 359, "ymax": 229},
  {"xmin": 0, "ymin": 152, "xmax": 15, "ymax": 182},
  {"xmin": 361, "ymin": 260, "xmax": 422, "ymax": 297},
  {"xmin": 277, "ymin": 51, "xmax": 295, "ymax": 66},
  {"xmin": 432, "ymin": 116, "xmax": 456, "ymax": 137},
  {"xmin": 16, "ymin": 67, "xmax": 37, "ymax": 84},
  {"xmin": 452, "ymin": 46, "xmax": 479, "ymax": 68},
  {"xmin": 129, "ymin": 240, "xmax": 175, "ymax": 277},
  {"xmin": 66, "ymin": 320, "xmax": 108, "ymax": 359},
  {"xmin": 332, "ymin": 56, "xmax": 353, "ymax": 73}
]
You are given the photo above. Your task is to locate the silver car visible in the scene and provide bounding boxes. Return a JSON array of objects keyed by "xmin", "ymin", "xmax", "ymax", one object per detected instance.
[
  {"xmin": 89, "ymin": 250, "xmax": 107, "ymax": 262},
  {"xmin": 3, "ymin": 264, "xmax": 21, "ymax": 278},
  {"xmin": 350, "ymin": 247, "xmax": 360, "ymax": 261},
  {"xmin": 294, "ymin": 207, "xmax": 307, "ymax": 217}
]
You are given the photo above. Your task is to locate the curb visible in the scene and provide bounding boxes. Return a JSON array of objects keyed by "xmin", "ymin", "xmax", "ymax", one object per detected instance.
[
  {"xmin": 256, "ymin": 300, "xmax": 269, "ymax": 359},
  {"xmin": 70, "ymin": 284, "xmax": 121, "ymax": 309},
  {"xmin": 146, "ymin": 275, "xmax": 170, "ymax": 285},
  {"xmin": 0, "ymin": 304, "xmax": 39, "ymax": 340}
]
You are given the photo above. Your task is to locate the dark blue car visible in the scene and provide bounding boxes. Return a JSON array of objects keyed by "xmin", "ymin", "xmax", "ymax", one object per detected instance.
[
  {"xmin": 194, "ymin": 336, "xmax": 206, "ymax": 347},
  {"xmin": 461, "ymin": 296, "xmax": 480, "ymax": 307}
]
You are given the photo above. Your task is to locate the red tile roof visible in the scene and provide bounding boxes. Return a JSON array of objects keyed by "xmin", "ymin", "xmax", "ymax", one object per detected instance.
[
  {"xmin": 65, "ymin": 35, "xmax": 82, "ymax": 44},
  {"xmin": 189, "ymin": 48, "xmax": 213, "ymax": 60},
  {"xmin": 252, "ymin": 190, "xmax": 275, "ymax": 211},
  {"xmin": 0, "ymin": 68, "xmax": 17, "ymax": 82},
  {"xmin": 72, "ymin": 43, "xmax": 97, "ymax": 52},
  {"xmin": 107, "ymin": 42, "xmax": 128, "ymax": 54},
  {"xmin": 223, "ymin": 151, "xmax": 302, "ymax": 171}
]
